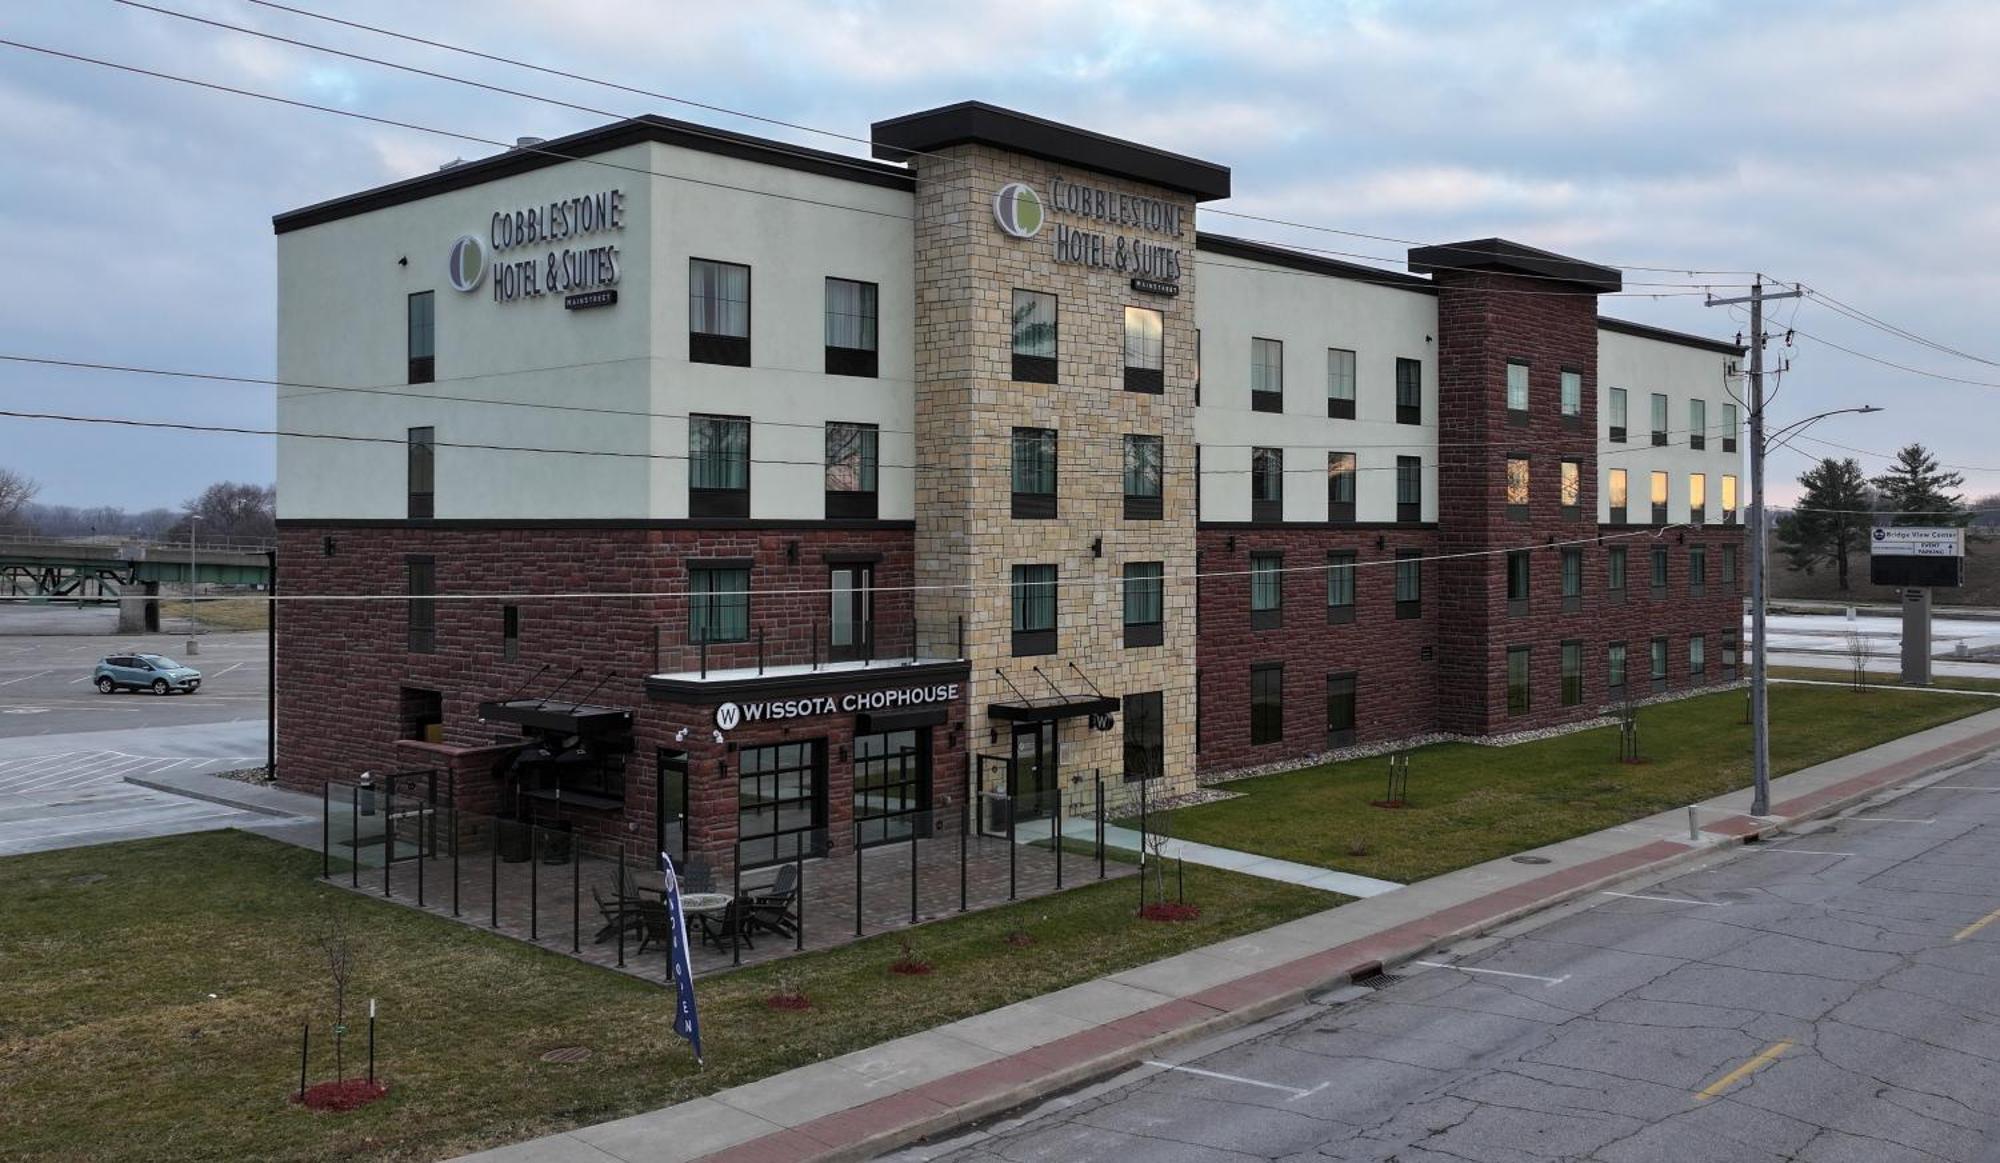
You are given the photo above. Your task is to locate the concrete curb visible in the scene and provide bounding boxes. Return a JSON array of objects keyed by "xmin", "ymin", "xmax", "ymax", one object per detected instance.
[{"xmin": 122, "ymin": 772, "xmax": 300, "ymax": 818}]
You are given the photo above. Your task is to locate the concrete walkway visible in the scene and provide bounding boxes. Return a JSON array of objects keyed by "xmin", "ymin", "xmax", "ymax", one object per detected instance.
[
  {"xmin": 1064, "ymin": 820, "xmax": 1402, "ymax": 898},
  {"xmin": 456, "ymin": 705, "xmax": 2000, "ymax": 1163}
]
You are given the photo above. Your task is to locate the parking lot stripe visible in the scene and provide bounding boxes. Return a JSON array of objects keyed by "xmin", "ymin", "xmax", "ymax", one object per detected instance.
[
  {"xmin": 1602, "ymin": 891, "xmax": 1726, "ymax": 907},
  {"xmin": 1412, "ymin": 960, "xmax": 1570, "ymax": 986},
  {"xmin": 0, "ymin": 670, "xmax": 50, "ymax": 686},
  {"xmin": 1697, "ymin": 1040, "xmax": 1792, "ymax": 1101},
  {"xmin": 1140, "ymin": 1061, "xmax": 1327, "ymax": 1101},
  {"xmin": 1953, "ymin": 905, "xmax": 2000, "ymax": 942}
]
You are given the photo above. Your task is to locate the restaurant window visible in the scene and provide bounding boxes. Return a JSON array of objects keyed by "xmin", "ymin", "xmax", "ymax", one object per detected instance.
[
  {"xmin": 689, "ymin": 414, "xmax": 750, "ymax": 518},
  {"xmin": 853, "ymin": 730, "xmax": 928, "ymax": 847},
  {"xmin": 1396, "ymin": 357, "xmax": 1422, "ymax": 424},
  {"xmin": 1506, "ymin": 550, "xmax": 1531, "ymax": 615},
  {"xmin": 689, "ymin": 258, "xmax": 751, "ymax": 366},
  {"xmin": 1690, "ymin": 545, "xmax": 1708, "ymax": 596},
  {"xmin": 1722, "ymin": 474, "xmax": 1739, "ymax": 524},
  {"xmin": 1506, "ymin": 646, "xmax": 1531, "ymax": 716},
  {"xmin": 1124, "ymin": 306, "xmax": 1164, "ymax": 393},
  {"xmin": 1326, "ymin": 348, "xmax": 1356, "ymax": 418},
  {"xmin": 1251, "ymin": 337, "xmax": 1284, "ymax": 412},
  {"xmin": 1326, "ymin": 672, "xmax": 1357, "ymax": 748},
  {"xmin": 1250, "ymin": 552, "xmax": 1284, "ymax": 630},
  {"xmin": 1722, "ymin": 403, "xmax": 1739, "ymax": 453},
  {"xmin": 1251, "ymin": 446, "xmax": 1283, "ymax": 523},
  {"xmin": 1011, "ymin": 289, "xmax": 1058, "ymax": 383},
  {"xmin": 1560, "ymin": 369, "xmax": 1583, "ymax": 421},
  {"xmin": 1327, "ymin": 452, "xmax": 1356, "ymax": 523},
  {"xmin": 1395, "ymin": 549, "xmax": 1422, "ymax": 619},
  {"xmin": 1562, "ymin": 547, "xmax": 1583, "ymax": 611},
  {"xmin": 824, "ymin": 422, "xmax": 879, "ymax": 519},
  {"xmin": 1560, "ymin": 459, "xmax": 1582, "ymax": 519},
  {"xmin": 1691, "ymin": 634, "xmax": 1707, "ymax": 677},
  {"xmin": 1123, "ymin": 434, "xmax": 1163, "ymax": 520},
  {"xmin": 407, "ymin": 425, "xmax": 434, "ymax": 519},
  {"xmin": 1506, "ymin": 360, "xmax": 1530, "ymax": 415},
  {"xmin": 1123, "ymin": 691, "xmax": 1165, "ymax": 781},
  {"xmin": 406, "ymin": 555, "xmax": 435, "ymax": 654},
  {"xmin": 1650, "ymin": 469, "xmax": 1669, "ymax": 524},
  {"xmin": 1505, "ymin": 456, "xmax": 1530, "ymax": 519},
  {"xmin": 1607, "ymin": 641, "xmax": 1628, "ymax": 696},
  {"xmin": 689, "ymin": 564, "xmax": 750, "ymax": 644},
  {"xmin": 1608, "ymin": 387, "xmax": 1628, "ymax": 443},
  {"xmin": 502, "ymin": 604, "xmax": 520, "ymax": 660},
  {"xmin": 1561, "ymin": 640, "xmax": 1583, "ymax": 706},
  {"xmin": 1608, "ymin": 467, "xmax": 1628, "ymax": 524},
  {"xmin": 1689, "ymin": 472, "xmax": 1707, "ymax": 524},
  {"xmin": 738, "ymin": 741, "xmax": 827, "ymax": 868},
  {"xmin": 1689, "ymin": 398, "xmax": 1708, "ymax": 450},
  {"xmin": 1650, "ymin": 636, "xmax": 1669, "ymax": 686},
  {"xmin": 1396, "ymin": 456, "xmax": 1422, "ymax": 522},
  {"xmin": 1326, "ymin": 551, "xmax": 1356, "ymax": 623},
  {"xmin": 1651, "ymin": 545, "xmax": 1669, "ymax": 596},
  {"xmin": 1250, "ymin": 663, "xmax": 1284, "ymax": 745},
  {"xmin": 824, "ymin": 277, "xmax": 878, "ymax": 377},
  {"xmin": 1650, "ymin": 392, "xmax": 1669, "ymax": 445},
  {"xmin": 1010, "ymin": 427, "xmax": 1058, "ymax": 519},
  {"xmin": 1010, "ymin": 564, "xmax": 1057, "ymax": 656},
  {"xmin": 1607, "ymin": 546, "xmax": 1628, "ymax": 598},
  {"xmin": 1123, "ymin": 562, "xmax": 1164, "ymax": 648},
  {"xmin": 406, "ymin": 291, "xmax": 434, "ymax": 384}
]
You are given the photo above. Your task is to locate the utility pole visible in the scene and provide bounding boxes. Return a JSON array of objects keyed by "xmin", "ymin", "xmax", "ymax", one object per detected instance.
[{"xmin": 1708, "ymin": 277, "xmax": 1800, "ymax": 818}]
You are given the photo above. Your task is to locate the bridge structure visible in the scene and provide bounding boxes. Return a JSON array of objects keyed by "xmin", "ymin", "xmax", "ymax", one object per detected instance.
[{"xmin": 0, "ymin": 534, "xmax": 274, "ymax": 631}]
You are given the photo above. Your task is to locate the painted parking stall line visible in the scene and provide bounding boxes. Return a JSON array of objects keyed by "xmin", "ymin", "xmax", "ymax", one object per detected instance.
[
  {"xmin": 1412, "ymin": 960, "xmax": 1570, "ymax": 987},
  {"xmin": 1601, "ymin": 891, "xmax": 1727, "ymax": 907},
  {"xmin": 1141, "ymin": 1061, "xmax": 1329, "ymax": 1102}
]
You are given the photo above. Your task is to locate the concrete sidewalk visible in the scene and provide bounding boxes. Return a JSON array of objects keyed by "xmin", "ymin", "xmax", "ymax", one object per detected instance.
[
  {"xmin": 457, "ymin": 705, "xmax": 2000, "ymax": 1163},
  {"xmin": 1071, "ymin": 820, "xmax": 1402, "ymax": 897}
]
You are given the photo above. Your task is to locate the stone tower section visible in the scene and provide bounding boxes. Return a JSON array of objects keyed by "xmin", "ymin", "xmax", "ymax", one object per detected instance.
[
  {"xmin": 1409, "ymin": 240, "xmax": 1621, "ymax": 735},
  {"xmin": 873, "ymin": 103, "xmax": 1229, "ymax": 807}
]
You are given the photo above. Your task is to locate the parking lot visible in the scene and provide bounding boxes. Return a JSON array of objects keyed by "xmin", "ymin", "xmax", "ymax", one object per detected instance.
[{"xmin": 0, "ymin": 616, "xmax": 268, "ymax": 738}]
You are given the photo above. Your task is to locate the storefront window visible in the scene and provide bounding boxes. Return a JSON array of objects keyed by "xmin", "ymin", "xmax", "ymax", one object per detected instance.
[
  {"xmin": 853, "ymin": 730, "xmax": 930, "ymax": 847},
  {"xmin": 738, "ymin": 740, "xmax": 826, "ymax": 868}
]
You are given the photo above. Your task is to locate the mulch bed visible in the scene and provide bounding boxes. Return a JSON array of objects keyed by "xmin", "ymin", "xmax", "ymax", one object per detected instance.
[
  {"xmin": 1138, "ymin": 903, "xmax": 1203, "ymax": 923},
  {"xmin": 765, "ymin": 993, "xmax": 812, "ymax": 1011},
  {"xmin": 294, "ymin": 1078, "xmax": 389, "ymax": 1112}
]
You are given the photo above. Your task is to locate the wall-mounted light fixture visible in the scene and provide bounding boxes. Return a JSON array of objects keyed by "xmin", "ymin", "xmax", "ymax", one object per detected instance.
[{"xmin": 397, "ymin": 256, "xmax": 408, "ymax": 267}]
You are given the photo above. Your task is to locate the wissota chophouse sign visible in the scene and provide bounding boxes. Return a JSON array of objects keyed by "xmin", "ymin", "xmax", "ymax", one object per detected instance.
[{"xmin": 994, "ymin": 178, "xmax": 1183, "ymax": 291}]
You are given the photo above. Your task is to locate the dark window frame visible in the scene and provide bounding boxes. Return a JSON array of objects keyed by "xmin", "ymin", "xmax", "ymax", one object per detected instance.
[
  {"xmin": 1250, "ymin": 336, "xmax": 1284, "ymax": 412},
  {"xmin": 823, "ymin": 276, "xmax": 879, "ymax": 378},
  {"xmin": 1608, "ymin": 641, "xmax": 1629, "ymax": 698},
  {"xmin": 1326, "ymin": 551, "xmax": 1356, "ymax": 623},
  {"xmin": 1650, "ymin": 546, "xmax": 1669, "ymax": 598},
  {"xmin": 406, "ymin": 290, "xmax": 435, "ymax": 384},
  {"xmin": 1010, "ymin": 564, "xmax": 1058, "ymax": 657},
  {"xmin": 1250, "ymin": 663, "xmax": 1284, "ymax": 746},
  {"xmin": 1608, "ymin": 386, "xmax": 1628, "ymax": 443},
  {"xmin": 689, "ymin": 258, "xmax": 752, "ymax": 367},
  {"xmin": 1608, "ymin": 467, "xmax": 1629, "ymax": 525},
  {"xmin": 1561, "ymin": 546, "xmax": 1583, "ymax": 612},
  {"xmin": 1396, "ymin": 456, "xmax": 1422, "ymax": 523},
  {"xmin": 824, "ymin": 422, "xmax": 880, "ymax": 520},
  {"xmin": 1560, "ymin": 639, "xmax": 1583, "ymax": 706},
  {"xmin": 1505, "ymin": 455, "xmax": 1531, "ymax": 521},
  {"xmin": 1505, "ymin": 359, "xmax": 1531, "ymax": 423},
  {"xmin": 1123, "ymin": 691, "xmax": 1165, "ymax": 781},
  {"xmin": 1010, "ymin": 288, "xmax": 1059, "ymax": 383},
  {"xmin": 689, "ymin": 564, "xmax": 751, "ymax": 644},
  {"xmin": 1250, "ymin": 446, "xmax": 1283, "ymax": 524},
  {"xmin": 1327, "ymin": 451, "xmax": 1356, "ymax": 524},
  {"xmin": 502, "ymin": 603, "xmax": 520, "ymax": 660},
  {"xmin": 1326, "ymin": 347, "xmax": 1356, "ymax": 419},
  {"xmin": 1506, "ymin": 550, "xmax": 1532, "ymax": 616},
  {"xmin": 1122, "ymin": 562, "xmax": 1165, "ymax": 648},
  {"xmin": 1506, "ymin": 645, "xmax": 1531, "ymax": 716},
  {"xmin": 1249, "ymin": 552, "xmax": 1284, "ymax": 630},
  {"xmin": 1395, "ymin": 549, "xmax": 1422, "ymax": 619},
  {"xmin": 1326, "ymin": 671, "xmax": 1357, "ymax": 748},
  {"xmin": 1123, "ymin": 305, "xmax": 1165, "ymax": 394},
  {"xmin": 689, "ymin": 413, "xmax": 751, "ymax": 518},
  {"xmin": 1123, "ymin": 434, "xmax": 1163, "ymax": 521},
  {"xmin": 1395, "ymin": 357, "xmax": 1422, "ymax": 425},
  {"xmin": 1650, "ymin": 636, "xmax": 1670, "ymax": 690},
  {"xmin": 406, "ymin": 555, "xmax": 435, "ymax": 654},
  {"xmin": 1010, "ymin": 427, "xmax": 1058, "ymax": 519},
  {"xmin": 1559, "ymin": 367, "xmax": 1583, "ymax": 428},
  {"xmin": 1560, "ymin": 458, "xmax": 1582, "ymax": 520},
  {"xmin": 1607, "ymin": 545, "xmax": 1628, "ymax": 601},
  {"xmin": 737, "ymin": 740, "xmax": 828, "ymax": 868},
  {"xmin": 406, "ymin": 425, "xmax": 434, "ymax": 520},
  {"xmin": 1650, "ymin": 392, "xmax": 1669, "ymax": 446}
]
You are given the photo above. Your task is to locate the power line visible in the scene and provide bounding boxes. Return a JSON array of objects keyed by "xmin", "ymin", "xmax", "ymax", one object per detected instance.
[
  {"xmin": 1788, "ymin": 324, "xmax": 2000, "ymax": 389},
  {"xmin": 1799, "ymin": 286, "xmax": 2000, "ymax": 369}
]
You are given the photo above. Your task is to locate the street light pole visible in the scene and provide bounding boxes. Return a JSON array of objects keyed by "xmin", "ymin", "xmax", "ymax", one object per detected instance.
[{"xmin": 185, "ymin": 514, "xmax": 204, "ymax": 656}]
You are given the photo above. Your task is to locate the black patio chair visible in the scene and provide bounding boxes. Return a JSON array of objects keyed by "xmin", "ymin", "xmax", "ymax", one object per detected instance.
[
  {"xmin": 679, "ymin": 858, "xmax": 716, "ymax": 894},
  {"xmin": 746, "ymin": 866, "xmax": 800, "ymax": 939},
  {"xmin": 696, "ymin": 899, "xmax": 755, "ymax": 951},
  {"xmin": 591, "ymin": 885, "xmax": 641, "ymax": 944},
  {"xmin": 634, "ymin": 900, "xmax": 676, "ymax": 955}
]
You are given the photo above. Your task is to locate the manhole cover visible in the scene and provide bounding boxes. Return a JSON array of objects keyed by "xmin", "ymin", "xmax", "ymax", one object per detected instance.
[
  {"xmin": 540, "ymin": 1046, "xmax": 593, "ymax": 1064},
  {"xmin": 1511, "ymin": 855, "xmax": 1552, "ymax": 865}
]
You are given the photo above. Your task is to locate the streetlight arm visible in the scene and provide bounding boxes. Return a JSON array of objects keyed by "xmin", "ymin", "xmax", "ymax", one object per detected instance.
[{"xmin": 1762, "ymin": 406, "xmax": 1881, "ymax": 450}]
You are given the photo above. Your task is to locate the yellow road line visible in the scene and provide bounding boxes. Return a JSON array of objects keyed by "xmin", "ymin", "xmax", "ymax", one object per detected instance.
[
  {"xmin": 1696, "ymin": 1040, "xmax": 1793, "ymax": 1101},
  {"xmin": 1954, "ymin": 906, "xmax": 2000, "ymax": 942}
]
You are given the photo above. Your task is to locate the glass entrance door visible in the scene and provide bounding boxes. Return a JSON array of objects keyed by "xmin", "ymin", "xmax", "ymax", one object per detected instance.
[
  {"xmin": 656, "ymin": 749, "xmax": 688, "ymax": 869},
  {"xmin": 1010, "ymin": 722, "xmax": 1059, "ymax": 820},
  {"xmin": 829, "ymin": 565, "xmax": 874, "ymax": 662}
]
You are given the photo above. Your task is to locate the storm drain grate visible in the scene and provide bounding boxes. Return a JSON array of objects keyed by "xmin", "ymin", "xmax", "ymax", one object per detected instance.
[{"xmin": 1351, "ymin": 970, "xmax": 1396, "ymax": 990}]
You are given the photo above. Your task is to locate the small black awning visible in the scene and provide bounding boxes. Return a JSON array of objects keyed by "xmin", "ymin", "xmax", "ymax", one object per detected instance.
[
  {"xmin": 477, "ymin": 699, "xmax": 633, "ymax": 735},
  {"xmin": 987, "ymin": 694, "xmax": 1119, "ymax": 724}
]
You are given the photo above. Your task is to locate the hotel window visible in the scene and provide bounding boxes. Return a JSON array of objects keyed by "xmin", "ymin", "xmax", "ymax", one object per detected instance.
[
  {"xmin": 1506, "ymin": 645, "xmax": 1531, "ymax": 715},
  {"xmin": 689, "ymin": 564, "xmax": 750, "ymax": 644},
  {"xmin": 1251, "ymin": 337, "xmax": 1284, "ymax": 412},
  {"xmin": 1689, "ymin": 545, "xmax": 1708, "ymax": 595},
  {"xmin": 1010, "ymin": 564, "xmax": 1057, "ymax": 656},
  {"xmin": 1650, "ymin": 545, "xmax": 1669, "ymax": 596},
  {"xmin": 1650, "ymin": 393, "xmax": 1669, "ymax": 446},
  {"xmin": 823, "ymin": 277, "xmax": 878, "ymax": 377},
  {"xmin": 406, "ymin": 555, "xmax": 435, "ymax": 654},
  {"xmin": 738, "ymin": 741, "xmax": 827, "ymax": 868},
  {"xmin": 406, "ymin": 291, "xmax": 434, "ymax": 384},
  {"xmin": 1010, "ymin": 289, "xmax": 1058, "ymax": 383},
  {"xmin": 1327, "ymin": 452, "xmax": 1356, "ymax": 523},
  {"xmin": 1561, "ymin": 547, "xmax": 1583, "ymax": 611},
  {"xmin": 1396, "ymin": 357, "xmax": 1422, "ymax": 424},
  {"xmin": 824, "ymin": 422, "xmax": 879, "ymax": 519},
  {"xmin": 1123, "ymin": 434, "xmax": 1163, "ymax": 520},
  {"xmin": 1506, "ymin": 550, "xmax": 1531, "ymax": 615},
  {"xmin": 1123, "ymin": 306, "xmax": 1164, "ymax": 393},
  {"xmin": 1123, "ymin": 562, "xmax": 1164, "ymax": 648},
  {"xmin": 1650, "ymin": 636, "xmax": 1669, "ymax": 687},
  {"xmin": 1123, "ymin": 691, "xmax": 1165, "ymax": 781},
  {"xmin": 1561, "ymin": 640, "xmax": 1583, "ymax": 706},
  {"xmin": 1326, "ymin": 672, "xmax": 1357, "ymax": 748},
  {"xmin": 1326, "ymin": 551, "xmax": 1356, "ymax": 623},
  {"xmin": 1722, "ymin": 474, "xmax": 1738, "ymax": 524},
  {"xmin": 1608, "ymin": 387, "xmax": 1628, "ymax": 442},
  {"xmin": 1326, "ymin": 348, "xmax": 1356, "ymax": 418},
  {"xmin": 1505, "ymin": 456, "xmax": 1531, "ymax": 520},
  {"xmin": 1250, "ymin": 663, "xmax": 1284, "ymax": 745},
  {"xmin": 1560, "ymin": 369, "xmax": 1583, "ymax": 422},
  {"xmin": 1506, "ymin": 360, "xmax": 1530, "ymax": 416},
  {"xmin": 689, "ymin": 258, "xmax": 751, "ymax": 366},
  {"xmin": 502, "ymin": 604, "xmax": 520, "ymax": 660},
  {"xmin": 1250, "ymin": 552, "xmax": 1284, "ymax": 630},
  {"xmin": 1395, "ymin": 549, "xmax": 1422, "ymax": 619},
  {"xmin": 1650, "ymin": 470, "xmax": 1669, "ymax": 524},
  {"xmin": 689, "ymin": 414, "xmax": 750, "ymax": 518},
  {"xmin": 1607, "ymin": 546, "xmax": 1628, "ymax": 599},
  {"xmin": 1251, "ymin": 447, "xmax": 1283, "ymax": 523},
  {"xmin": 1689, "ymin": 398, "xmax": 1707, "ymax": 450},
  {"xmin": 1722, "ymin": 403, "xmax": 1739, "ymax": 453},
  {"xmin": 1561, "ymin": 459, "xmax": 1582, "ymax": 519},
  {"xmin": 1608, "ymin": 468, "xmax": 1628, "ymax": 524},
  {"xmin": 1722, "ymin": 543, "xmax": 1738, "ymax": 586},
  {"xmin": 1011, "ymin": 427, "xmax": 1058, "ymax": 519},
  {"xmin": 1689, "ymin": 472, "xmax": 1707, "ymax": 524},
  {"xmin": 1608, "ymin": 641, "xmax": 1628, "ymax": 696},
  {"xmin": 1691, "ymin": 634, "xmax": 1707, "ymax": 677},
  {"xmin": 406, "ymin": 426, "xmax": 434, "ymax": 519},
  {"xmin": 1396, "ymin": 456, "xmax": 1422, "ymax": 522}
]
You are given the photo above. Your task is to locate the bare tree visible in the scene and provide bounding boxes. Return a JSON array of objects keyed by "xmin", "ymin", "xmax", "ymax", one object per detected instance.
[
  {"xmin": 313, "ymin": 899, "xmax": 357, "ymax": 1080},
  {"xmin": 0, "ymin": 468, "xmax": 37, "ymax": 528},
  {"xmin": 1844, "ymin": 629, "xmax": 1876, "ymax": 693}
]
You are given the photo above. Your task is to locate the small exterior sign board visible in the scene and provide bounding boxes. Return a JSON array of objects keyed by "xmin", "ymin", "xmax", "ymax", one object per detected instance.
[
  {"xmin": 1869, "ymin": 527, "xmax": 1965, "ymax": 557},
  {"xmin": 1870, "ymin": 526, "xmax": 1965, "ymax": 587}
]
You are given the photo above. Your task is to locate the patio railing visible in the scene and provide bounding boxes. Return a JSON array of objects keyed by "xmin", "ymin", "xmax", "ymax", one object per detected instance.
[{"xmin": 652, "ymin": 616, "xmax": 965, "ymax": 678}]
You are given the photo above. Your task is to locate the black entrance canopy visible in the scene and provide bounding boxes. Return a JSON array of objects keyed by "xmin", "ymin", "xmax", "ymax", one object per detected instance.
[
  {"xmin": 476, "ymin": 699, "xmax": 633, "ymax": 735},
  {"xmin": 987, "ymin": 694, "xmax": 1119, "ymax": 724}
]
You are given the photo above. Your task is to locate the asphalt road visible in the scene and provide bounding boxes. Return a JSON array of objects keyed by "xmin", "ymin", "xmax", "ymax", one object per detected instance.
[
  {"xmin": 902, "ymin": 760, "xmax": 2000, "ymax": 1162},
  {"xmin": 0, "ymin": 629, "xmax": 269, "ymax": 737}
]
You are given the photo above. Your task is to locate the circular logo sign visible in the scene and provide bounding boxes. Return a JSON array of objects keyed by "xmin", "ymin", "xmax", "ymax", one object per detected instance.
[
  {"xmin": 993, "ymin": 182, "xmax": 1044, "ymax": 239},
  {"xmin": 1872, "ymin": 527, "xmax": 1886, "ymax": 541},
  {"xmin": 714, "ymin": 702, "xmax": 741, "ymax": 732},
  {"xmin": 446, "ymin": 233, "xmax": 486, "ymax": 292}
]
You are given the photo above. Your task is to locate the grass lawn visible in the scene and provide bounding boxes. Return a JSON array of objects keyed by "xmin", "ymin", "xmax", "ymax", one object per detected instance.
[
  {"xmin": 1770, "ymin": 664, "xmax": 2000, "ymax": 695},
  {"xmin": 1157, "ymin": 684, "xmax": 1993, "ymax": 885},
  {"xmin": 0, "ymin": 831, "xmax": 1336, "ymax": 1162},
  {"xmin": 193, "ymin": 596, "xmax": 270, "ymax": 633}
]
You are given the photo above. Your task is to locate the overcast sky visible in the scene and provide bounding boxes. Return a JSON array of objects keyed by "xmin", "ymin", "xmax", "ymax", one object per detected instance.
[{"xmin": 4, "ymin": 0, "xmax": 1998, "ymax": 511}]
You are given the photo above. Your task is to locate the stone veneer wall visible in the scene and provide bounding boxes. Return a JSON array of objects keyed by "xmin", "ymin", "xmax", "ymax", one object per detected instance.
[{"xmin": 908, "ymin": 144, "xmax": 1199, "ymax": 809}]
